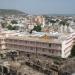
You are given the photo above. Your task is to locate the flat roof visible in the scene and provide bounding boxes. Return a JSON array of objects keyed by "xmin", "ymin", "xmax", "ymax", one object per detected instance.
[
  {"xmin": 0, "ymin": 30, "xmax": 73, "ymax": 44},
  {"xmin": 6, "ymin": 33, "xmax": 62, "ymax": 44}
]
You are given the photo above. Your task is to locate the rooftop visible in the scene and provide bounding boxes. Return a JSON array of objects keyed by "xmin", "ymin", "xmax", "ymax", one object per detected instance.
[{"xmin": 0, "ymin": 30, "xmax": 72, "ymax": 44}]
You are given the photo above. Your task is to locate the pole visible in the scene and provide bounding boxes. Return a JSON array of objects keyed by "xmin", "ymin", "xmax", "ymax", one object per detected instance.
[
  {"xmin": 2, "ymin": 66, "xmax": 3, "ymax": 75},
  {"xmin": 35, "ymin": 41, "xmax": 37, "ymax": 58}
]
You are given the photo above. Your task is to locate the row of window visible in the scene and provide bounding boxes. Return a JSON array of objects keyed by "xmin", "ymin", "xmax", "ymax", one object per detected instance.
[
  {"xmin": 6, "ymin": 39, "xmax": 61, "ymax": 49},
  {"xmin": 6, "ymin": 44, "xmax": 61, "ymax": 55}
]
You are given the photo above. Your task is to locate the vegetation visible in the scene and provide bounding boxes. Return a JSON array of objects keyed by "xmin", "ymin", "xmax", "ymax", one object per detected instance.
[
  {"xmin": 1, "ymin": 21, "xmax": 8, "ymax": 28},
  {"xmin": 70, "ymin": 46, "xmax": 75, "ymax": 57},
  {"xmin": 13, "ymin": 26, "xmax": 18, "ymax": 30},
  {"xmin": 0, "ymin": 9, "xmax": 26, "ymax": 16},
  {"xmin": 49, "ymin": 20, "xmax": 56, "ymax": 31},
  {"xmin": 11, "ymin": 20, "xmax": 18, "ymax": 24},
  {"xmin": 3, "ymin": 66, "xmax": 8, "ymax": 74},
  {"xmin": 33, "ymin": 25, "xmax": 41, "ymax": 32},
  {"xmin": 6, "ymin": 52, "xmax": 17, "ymax": 61},
  {"xmin": 7, "ymin": 25, "xmax": 18, "ymax": 30},
  {"xmin": 29, "ymin": 29, "xmax": 33, "ymax": 34},
  {"xmin": 1, "ymin": 22, "xmax": 6, "ymax": 28},
  {"xmin": 66, "ymin": 22, "xmax": 69, "ymax": 27},
  {"xmin": 50, "ymin": 20, "xmax": 56, "ymax": 24},
  {"xmin": 59, "ymin": 20, "xmax": 69, "ymax": 27},
  {"xmin": 7, "ymin": 25, "xmax": 13, "ymax": 30},
  {"xmin": 59, "ymin": 21, "xmax": 66, "ymax": 26},
  {"xmin": 0, "ymin": 54, "xmax": 3, "ymax": 58}
]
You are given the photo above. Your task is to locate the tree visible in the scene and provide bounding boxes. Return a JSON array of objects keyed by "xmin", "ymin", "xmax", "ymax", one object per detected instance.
[
  {"xmin": 7, "ymin": 52, "xmax": 17, "ymax": 61},
  {"xmin": 1, "ymin": 23, "xmax": 6, "ymax": 28},
  {"xmin": 50, "ymin": 20, "xmax": 56, "ymax": 31},
  {"xmin": 29, "ymin": 29, "xmax": 33, "ymax": 34},
  {"xmin": 59, "ymin": 19, "xmax": 69, "ymax": 26},
  {"xmin": 0, "ymin": 66, "xmax": 2, "ymax": 72},
  {"xmin": 50, "ymin": 20, "xmax": 56, "ymax": 25},
  {"xmin": 59, "ymin": 21, "xmax": 66, "ymax": 26},
  {"xmin": 7, "ymin": 25, "xmax": 13, "ymax": 30},
  {"xmin": 66, "ymin": 22, "xmax": 69, "ymax": 27},
  {"xmin": 56, "ymin": 19, "xmax": 59, "ymax": 22},
  {"xmin": 7, "ymin": 25, "xmax": 18, "ymax": 30},
  {"xmin": 11, "ymin": 20, "xmax": 18, "ymax": 24},
  {"xmin": 33, "ymin": 25, "xmax": 41, "ymax": 32},
  {"xmin": 12, "ymin": 26, "xmax": 18, "ymax": 30},
  {"xmin": 71, "ymin": 46, "xmax": 75, "ymax": 57},
  {"xmin": 1, "ymin": 22, "xmax": 8, "ymax": 28},
  {"xmin": 3, "ymin": 66, "xmax": 8, "ymax": 74}
]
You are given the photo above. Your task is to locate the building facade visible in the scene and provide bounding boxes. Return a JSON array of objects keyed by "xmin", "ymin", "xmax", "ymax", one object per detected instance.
[{"xmin": 0, "ymin": 31, "xmax": 75, "ymax": 58}]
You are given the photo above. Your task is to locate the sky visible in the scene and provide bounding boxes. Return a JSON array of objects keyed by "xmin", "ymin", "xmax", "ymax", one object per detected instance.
[{"xmin": 0, "ymin": 0, "xmax": 75, "ymax": 14}]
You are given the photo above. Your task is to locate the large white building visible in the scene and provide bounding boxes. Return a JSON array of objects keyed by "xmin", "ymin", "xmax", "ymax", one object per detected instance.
[{"xmin": 0, "ymin": 30, "xmax": 75, "ymax": 58}]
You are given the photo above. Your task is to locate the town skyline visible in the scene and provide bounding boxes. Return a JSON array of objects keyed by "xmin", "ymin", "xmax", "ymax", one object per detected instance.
[{"xmin": 0, "ymin": 0, "xmax": 75, "ymax": 15}]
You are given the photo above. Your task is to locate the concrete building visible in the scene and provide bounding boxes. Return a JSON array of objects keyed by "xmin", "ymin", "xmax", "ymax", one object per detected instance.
[{"xmin": 0, "ymin": 30, "xmax": 75, "ymax": 58}]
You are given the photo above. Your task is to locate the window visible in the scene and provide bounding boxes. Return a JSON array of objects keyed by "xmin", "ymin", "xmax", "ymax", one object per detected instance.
[
  {"xmin": 49, "ymin": 43, "xmax": 51, "ymax": 47},
  {"xmin": 49, "ymin": 49, "xmax": 51, "ymax": 53},
  {"xmin": 42, "ymin": 48, "xmax": 46, "ymax": 52}
]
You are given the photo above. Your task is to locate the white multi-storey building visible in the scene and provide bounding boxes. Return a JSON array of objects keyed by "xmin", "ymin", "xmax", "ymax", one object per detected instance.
[{"xmin": 0, "ymin": 30, "xmax": 75, "ymax": 58}]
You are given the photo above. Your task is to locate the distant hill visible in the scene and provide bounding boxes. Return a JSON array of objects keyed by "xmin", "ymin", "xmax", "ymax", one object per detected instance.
[
  {"xmin": 48, "ymin": 14, "xmax": 75, "ymax": 16},
  {"xmin": 42, "ymin": 14, "xmax": 75, "ymax": 16},
  {"xmin": 0, "ymin": 9, "xmax": 28, "ymax": 16}
]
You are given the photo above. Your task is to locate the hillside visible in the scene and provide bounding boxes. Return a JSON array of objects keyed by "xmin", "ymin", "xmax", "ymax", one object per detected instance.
[{"xmin": 0, "ymin": 9, "xmax": 28, "ymax": 16}]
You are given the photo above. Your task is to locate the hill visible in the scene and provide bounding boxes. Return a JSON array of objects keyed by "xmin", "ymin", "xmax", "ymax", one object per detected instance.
[{"xmin": 0, "ymin": 9, "xmax": 28, "ymax": 16}]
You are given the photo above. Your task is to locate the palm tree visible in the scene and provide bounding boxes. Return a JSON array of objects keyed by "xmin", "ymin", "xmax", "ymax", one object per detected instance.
[
  {"xmin": 66, "ymin": 22, "xmax": 69, "ymax": 27},
  {"xmin": 50, "ymin": 20, "xmax": 56, "ymax": 32},
  {"xmin": 59, "ymin": 21, "xmax": 66, "ymax": 26},
  {"xmin": 59, "ymin": 20, "xmax": 67, "ymax": 32}
]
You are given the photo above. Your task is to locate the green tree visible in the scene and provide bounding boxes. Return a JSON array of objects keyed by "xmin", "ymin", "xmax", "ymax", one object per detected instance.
[
  {"xmin": 1, "ymin": 23, "xmax": 6, "ymax": 28},
  {"xmin": 7, "ymin": 25, "xmax": 13, "ymax": 30},
  {"xmin": 50, "ymin": 20, "xmax": 56, "ymax": 31},
  {"xmin": 12, "ymin": 26, "xmax": 18, "ymax": 30},
  {"xmin": 29, "ymin": 29, "xmax": 33, "ymax": 34},
  {"xmin": 7, "ymin": 25, "xmax": 18, "ymax": 30},
  {"xmin": 66, "ymin": 22, "xmax": 69, "ymax": 27},
  {"xmin": 59, "ymin": 20, "xmax": 69, "ymax": 26},
  {"xmin": 50, "ymin": 20, "xmax": 56, "ymax": 25},
  {"xmin": 59, "ymin": 21, "xmax": 66, "ymax": 26},
  {"xmin": 71, "ymin": 46, "xmax": 75, "ymax": 57},
  {"xmin": 11, "ymin": 20, "xmax": 18, "ymax": 24},
  {"xmin": 56, "ymin": 19, "xmax": 59, "ymax": 22},
  {"xmin": 33, "ymin": 25, "xmax": 41, "ymax": 32},
  {"xmin": 1, "ymin": 21, "xmax": 8, "ymax": 28}
]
